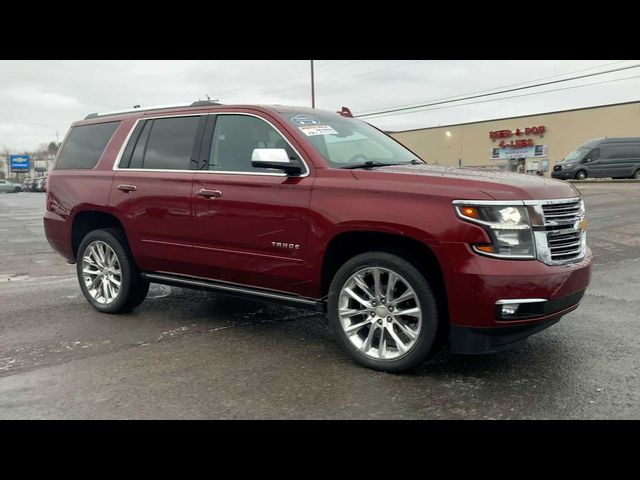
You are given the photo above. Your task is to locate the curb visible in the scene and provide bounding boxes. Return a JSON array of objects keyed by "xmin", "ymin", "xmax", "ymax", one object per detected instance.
[{"xmin": 567, "ymin": 179, "xmax": 640, "ymax": 184}]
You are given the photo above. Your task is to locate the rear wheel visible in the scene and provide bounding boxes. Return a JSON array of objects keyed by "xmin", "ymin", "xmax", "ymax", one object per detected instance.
[
  {"xmin": 633, "ymin": 170, "xmax": 640, "ymax": 180},
  {"xmin": 328, "ymin": 251, "xmax": 441, "ymax": 373},
  {"xmin": 13, "ymin": 187, "xmax": 21, "ymax": 193},
  {"xmin": 76, "ymin": 228, "xmax": 148, "ymax": 313},
  {"xmin": 575, "ymin": 170, "xmax": 587, "ymax": 180}
]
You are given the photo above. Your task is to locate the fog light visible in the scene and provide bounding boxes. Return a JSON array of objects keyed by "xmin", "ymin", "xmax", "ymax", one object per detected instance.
[{"xmin": 501, "ymin": 304, "xmax": 520, "ymax": 316}]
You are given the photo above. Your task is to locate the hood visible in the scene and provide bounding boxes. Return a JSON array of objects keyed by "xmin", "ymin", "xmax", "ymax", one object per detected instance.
[{"xmin": 351, "ymin": 164, "xmax": 580, "ymax": 201}]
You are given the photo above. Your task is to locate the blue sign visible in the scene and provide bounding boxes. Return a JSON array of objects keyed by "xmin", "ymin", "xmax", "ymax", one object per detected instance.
[
  {"xmin": 290, "ymin": 114, "xmax": 320, "ymax": 126},
  {"xmin": 10, "ymin": 154, "xmax": 30, "ymax": 171}
]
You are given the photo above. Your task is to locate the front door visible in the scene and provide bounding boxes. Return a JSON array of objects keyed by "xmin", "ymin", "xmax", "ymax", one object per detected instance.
[{"xmin": 190, "ymin": 113, "xmax": 315, "ymax": 297}]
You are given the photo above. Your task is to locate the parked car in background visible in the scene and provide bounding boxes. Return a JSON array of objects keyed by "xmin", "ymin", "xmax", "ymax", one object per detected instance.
[
  {"xmin": 36, "ymin": 177, "xmax": 47, "ymax": 192},
  {"xmin": 0, "ymin": 179, "xmax": 22, "ymax": 193},
  {"xmin": 44, "ymin": 101, "xmax": 592, "ymax": 372},
  {"xmin": 22, "ymin": 177, "xmax": 36, "ymax": 191},
  {"xmin": 552, "ymin": 137, "xmax": 640, "ymax": 180}
]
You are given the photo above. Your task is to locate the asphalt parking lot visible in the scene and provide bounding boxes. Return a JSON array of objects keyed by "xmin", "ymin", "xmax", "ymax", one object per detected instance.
[{"xmin": 0, "ymin": 185, "xmax": 639, "ymax": 419}]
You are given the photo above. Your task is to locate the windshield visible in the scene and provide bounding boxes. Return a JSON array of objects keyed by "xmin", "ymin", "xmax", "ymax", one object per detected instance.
[
  {"xmin": 563, "ymin": 139, "xmax": 601, "ymax": 162},
  {"xmin": 279, "ymin": 110, "xmax": 421, "ymax": 168}
]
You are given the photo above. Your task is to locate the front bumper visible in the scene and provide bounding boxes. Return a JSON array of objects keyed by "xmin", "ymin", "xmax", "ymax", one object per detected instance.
[
  {"xmin": 450, "ymin": 290, "xmax": 584, "ymax": 353},
  {"xmin": 433, "ymin": 240, "xmax": 592, "ymax": 317},
  {"xmin": 551, "ymin": 170, "xmax": 574, "ymax": 179}
]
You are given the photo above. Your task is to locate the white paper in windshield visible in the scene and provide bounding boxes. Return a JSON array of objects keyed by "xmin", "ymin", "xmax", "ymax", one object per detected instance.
[{"xmin": 299, "ymin": 125, "xmax": 338, "ymax": 136}]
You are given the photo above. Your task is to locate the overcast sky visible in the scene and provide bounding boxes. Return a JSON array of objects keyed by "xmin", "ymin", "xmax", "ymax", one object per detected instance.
[{"xmin": 1, "ymin": 59, "xmax": 639, "ymax": 152}]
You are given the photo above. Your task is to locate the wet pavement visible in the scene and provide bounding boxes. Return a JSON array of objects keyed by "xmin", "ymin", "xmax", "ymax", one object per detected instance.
[{"xmin": 0, "ymin": 186, "xmax": 638, "ymax": 419}]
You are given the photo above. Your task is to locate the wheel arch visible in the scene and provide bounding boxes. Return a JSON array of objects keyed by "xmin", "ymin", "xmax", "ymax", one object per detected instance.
[
  {"xmin": 575, "ymin": 169, "xmax": 587, "ymax": 179},
  {"xmin": 71, "ymin": 210, "xmax": 128, "ymax": 261},
  {"xmin": 320, "ymin": 230, "xmax": 448, "ymax": 328}
]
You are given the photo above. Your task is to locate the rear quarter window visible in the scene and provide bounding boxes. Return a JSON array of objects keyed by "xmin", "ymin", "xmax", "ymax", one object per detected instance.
[{"xmin": 55, "ymin": 121, "xmax": 120, "ymax": 170}]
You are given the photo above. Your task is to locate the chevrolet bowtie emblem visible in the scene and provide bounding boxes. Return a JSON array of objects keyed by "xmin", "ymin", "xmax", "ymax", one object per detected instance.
[{"xmin": 577, "ymin": 218, "xmax": 588, "ymax": 231}]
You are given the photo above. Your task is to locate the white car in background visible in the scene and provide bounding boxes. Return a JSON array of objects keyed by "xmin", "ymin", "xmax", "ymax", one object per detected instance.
[{"xmin": 0, "ymin": 179, "xmax": 22, "ymax": 193}]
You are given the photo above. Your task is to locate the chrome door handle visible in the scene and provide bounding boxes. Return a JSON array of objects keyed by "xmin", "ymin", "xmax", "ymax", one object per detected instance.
[
  {"xmin": 197, "ymin": 189, "xmax": 223, "ymax": 198},
  {"xmin": 117, "ymin": 184, "xmax": 137, "ymax": 192}
]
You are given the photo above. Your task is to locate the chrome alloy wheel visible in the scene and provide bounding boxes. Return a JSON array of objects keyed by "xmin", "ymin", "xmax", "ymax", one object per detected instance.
[
  {"xmin": 338, "ymin": 267, "xmax": 422, "ymax": 360},
  {"xmin": 81, "ymin": 241, "xmax": 122, "ymax": 305}
]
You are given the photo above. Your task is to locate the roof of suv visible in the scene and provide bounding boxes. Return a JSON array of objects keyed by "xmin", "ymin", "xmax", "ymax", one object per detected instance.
[{"xmin": 77, "ymin": 102, "xmax": 336, "ymax": 127}]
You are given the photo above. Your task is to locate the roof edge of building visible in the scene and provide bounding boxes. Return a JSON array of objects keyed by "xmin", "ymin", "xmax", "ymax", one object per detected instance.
[{"xmin": 391, "ymin": 99, "xmax": 640, "ymax": 134}]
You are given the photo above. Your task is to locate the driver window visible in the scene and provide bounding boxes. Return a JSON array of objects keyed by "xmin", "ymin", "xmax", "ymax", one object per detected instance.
[
  {"xmin": 590, "ymin": 148, "xmax": 600, "ymax": 161},
  {"xmin": 209, "ymin": 115, "xmax": 299, "ymax": 173}
]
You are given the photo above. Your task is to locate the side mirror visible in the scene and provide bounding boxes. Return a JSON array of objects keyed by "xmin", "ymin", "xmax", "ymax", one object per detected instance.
[
  {"xmin": 582, "ymin": 157, "xmax": 590, "ymax": 164},
  {"xmin": 251, "ymin": 148, "xmax": 302, "ymax": 175}
]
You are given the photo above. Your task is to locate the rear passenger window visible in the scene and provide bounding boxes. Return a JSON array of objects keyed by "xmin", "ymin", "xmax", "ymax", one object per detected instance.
[
  {"xmin": 118, "ymin": 116, "xmax": 201, "ymax": 170},
  {"xmin": 129, "ymin": 121, "xmax": 152, "ymax": 169},
  {"xmin": 142, "ymin": 116, "xmax": 201, "ymax": 170},
  {"xmin": 56, "ymin": 122, "xmax": 119, "ymax": 169}
]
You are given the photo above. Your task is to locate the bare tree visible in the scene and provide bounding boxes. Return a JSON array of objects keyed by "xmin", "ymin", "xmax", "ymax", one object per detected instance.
[{"xmin": 0, "ymin": 145, "xmax": 10, "ymax": 180}]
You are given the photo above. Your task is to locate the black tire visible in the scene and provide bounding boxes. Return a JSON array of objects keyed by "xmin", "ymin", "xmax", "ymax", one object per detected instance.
[
  {"xmin": 76, "ymin": 228, "xmax": 148, "ymax": 314},
  {"xmin": 327, "ymin": 251, "xmax": 441, "ymax": 373},
  {"xmin": 575, "ymin": 170, "xmax": 587, "ymax": 180},
  {"xmin": 633, "ymin": 170, "xmax": 640, "ymax": 180},
  {"xmin": 125, "ymin": 279, "xmax": 150, "ymax": 309},
  {"xmin": 13, "ymin": 187, "xmax": 21, "ymax": 193}
]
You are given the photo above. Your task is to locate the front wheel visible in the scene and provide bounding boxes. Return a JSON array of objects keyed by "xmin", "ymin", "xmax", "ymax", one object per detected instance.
[
  {"xmin": 328, "ymin": 251, "xmax": 441, "ymax": 372},
  {"xmin": 76, "ymin": 228, "xmax": 148, "ymax": 313},
  {"xmin": 632, "ymin": 170, "xmax": 640, "ymax": 180},
  {"xmin": 575, "ymin": 170, "xmax": 587, "ymax": 180}
]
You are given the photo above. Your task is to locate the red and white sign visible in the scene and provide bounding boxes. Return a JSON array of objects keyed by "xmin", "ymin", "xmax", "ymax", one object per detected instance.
[{"xmin": 489, "ymin": 126, "xmax": 546, "ymax": 149}]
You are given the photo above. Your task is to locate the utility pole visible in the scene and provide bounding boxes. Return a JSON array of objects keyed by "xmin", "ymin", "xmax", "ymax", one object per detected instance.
[{"xmin": 310, "ymin": 60, "xmax": 315, "ymax": 108}]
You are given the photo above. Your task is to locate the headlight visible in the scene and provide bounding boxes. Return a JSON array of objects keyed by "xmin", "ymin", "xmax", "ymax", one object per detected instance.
[{"xmin": 454, "ymin": 203, "xmax": 535, "ymax": 258}]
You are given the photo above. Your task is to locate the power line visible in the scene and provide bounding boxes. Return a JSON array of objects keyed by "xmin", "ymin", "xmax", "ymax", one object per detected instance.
[
  {"xmin": 236, "ymin": 60, "xmax": 428, "ymax": 98},
  {"xmin": 362, "ymin": 73, "xmax": 640, "ymax": 120},
  {"xmin": 356, "ymin": 63, "xmax": 640, "ymax": 119},
  {"xmin": 216, "ymin": 60, "xmax": 365, "ymax": 98},
  {"xmin": 355, "ymin": 60, "xmax": 630, "ymax": 116}
]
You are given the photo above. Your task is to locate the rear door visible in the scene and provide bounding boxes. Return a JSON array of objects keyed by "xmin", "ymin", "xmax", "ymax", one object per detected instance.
[
  {"xmin": 190, "ymin": 113, "xmax": 315, "ymax": 296},
  {"xmin": 110, "ymin": 114, "xmax": 206, "ymax": 275}
]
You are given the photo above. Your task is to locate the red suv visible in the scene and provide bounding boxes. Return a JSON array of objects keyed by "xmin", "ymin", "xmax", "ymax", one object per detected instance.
[{"xmin": 44, "ymin": 101, "xmax": 592, "ymax": 372}]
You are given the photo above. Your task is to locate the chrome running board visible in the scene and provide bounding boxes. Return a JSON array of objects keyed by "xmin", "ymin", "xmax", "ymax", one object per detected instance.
[{"xmin": 142, "ymin": 272, "xmax": 323, "ymax": 309}]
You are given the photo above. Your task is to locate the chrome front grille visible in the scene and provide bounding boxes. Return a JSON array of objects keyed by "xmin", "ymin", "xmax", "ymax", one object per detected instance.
[
  {"xmin": 542, "ymin": 199, "xmax": 582, "ymax": 221},
  {"xmin": 526, "ymin": 197, "xmax": 587, "ymax": 265},
  {"xmin": 547, "ymin": 230, "xmax": 583, "ymax": 261}
]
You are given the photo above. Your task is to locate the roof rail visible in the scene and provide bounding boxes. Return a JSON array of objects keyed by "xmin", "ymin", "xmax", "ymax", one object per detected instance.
[{"xmin": 84, "ymin": 100, "xmax": 223, "ymax": 119}]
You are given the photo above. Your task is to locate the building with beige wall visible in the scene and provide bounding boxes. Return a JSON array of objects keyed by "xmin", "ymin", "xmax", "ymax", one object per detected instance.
[{"xmin": 389, "ymin": 100, "xmax": 640, "ymax": 177}]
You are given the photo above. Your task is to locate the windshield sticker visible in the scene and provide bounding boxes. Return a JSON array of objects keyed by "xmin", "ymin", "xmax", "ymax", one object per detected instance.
[
  {"xmin": 291, "ymin": 114, "xmax": 320, "ymax": 126},
  {"xmin": 299, "ymin": 125, "xmax": 338, "ymax": 136}
]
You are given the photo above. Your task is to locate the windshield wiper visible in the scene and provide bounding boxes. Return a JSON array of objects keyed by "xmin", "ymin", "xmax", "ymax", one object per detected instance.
[
  {"xmin": 342, "ymin": 161, "xmax": 414, "ymax": 170},
  {"xmin": 341, "ymin": 161, "xmax": 395, "ymax": 170}
]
